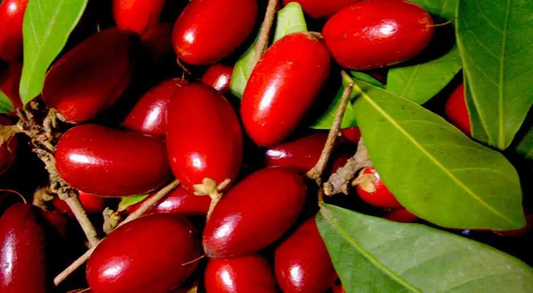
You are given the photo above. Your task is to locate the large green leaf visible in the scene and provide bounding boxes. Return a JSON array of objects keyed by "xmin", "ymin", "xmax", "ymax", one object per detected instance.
[
  {"xmin": 0, "ymin": 91, "xmax": 14, "ymax": 113},
  {"xmin": 19, "ymin": 0, "xmax": 88, "ymax": 105},
  {"xmin": 456, "ymin": 0, "xmax": 533, "ymax": 150},
  {"xmin": 464, "ymin": 79, "xmax": 489, "ymax": 141},
  {"xmin": 230, "ymin": 2, "xmax": 307, "ymax": 99},
  {"xmin": 352, "ymin": 80, "xmax": 525, "ymax": 230},
  {"xmin": 409, "ymin": 0, "xmax": 458, "ymax": 20},
  {"xmin": 317, "ymin": 204, "xmax": 533, "ymax": 293}
]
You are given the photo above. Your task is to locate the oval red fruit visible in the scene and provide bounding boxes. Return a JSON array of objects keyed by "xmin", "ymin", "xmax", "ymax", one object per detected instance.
[
  {"xmin": 241, "ymin": 32, "xmax": 331, "ymax": 146},
  {"xmin": 203, "ymin": 167, "xmax": 307, "ymax": 258},
  {"xmin": 356, "ymin": 167, "xmax": 402, "ymax": 209},
  {"xmin": 275, "ymin": 217, "xmax": 337, "ymax": 293},
  {"xmin": 201, "ymin": 64, "xmax": 233, "ymax": 94},
  {"xmin": 340, "ymin": 127, "xmax": 361, "ymax": 144},
  {"xmin": 204, "ymin": 255, "xmax": 277, "ymax": 293},
  {"xmin": 0, "ymin": 0, "xmax": 28, "ymax": 61},
  {"xmin": 385, "ymin": 209, "xmax": 418, "ymax": 223},
  {"xmin": 56, "ymin": 124, "xmax": 172, "ymax": 197},
  {"xmin": 0, "ymin": 204, "xmax": 49, "ymax": 293},
  {"xmin": 112, "ymin": 0, "xmax": 166, "ymax": 35},
  {"xmin": 172, "ymin": 0, "xmax": 258, "ymax": 65},
  {"xmin": 128, "ymin": 186, "xmax": 211, "ymax": 216},
  {"xmin": 0, "ymin": 62, "xmax": 23, "ymax": 109},
  {"xmin": 86, "ymin": 214, "xmax": 201, "ymax": 293},
  {"xmin": 53, "ymin": 192, "xmax": 105, "ymax": 217},
  {"xmin": 323, "ymin": 0, "xmax": 434, "ymax": 70},
  {"xmin": 167, "ymin": 83, "xmax": 242, "ymax": 190},
  {"xmin": 42, "ymin": 28, "xmax": 139, "ymax": 123},
  {"xmin": 282, "ymin": 0, "xmax": 358, "ymax": 18},
  {"xmin": 122, "ymin": 78, "xmax": 187, "ymax": 136},
  {"xmin": 264, "ymin": 132, "xmax": 327, "ymax": 173},
  {"xmin": 445, "ymin": 83, "xmax": 471, "ymax": 135}
]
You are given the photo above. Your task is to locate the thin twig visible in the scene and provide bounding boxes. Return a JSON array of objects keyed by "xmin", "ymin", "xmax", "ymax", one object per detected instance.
[
  {"xmin": 252, "ymin": 0, "xmax": 278, "ymax": 67},
  {"xmin": 65, "ymin": 197, "xmax": 100, "ymax": 247}
]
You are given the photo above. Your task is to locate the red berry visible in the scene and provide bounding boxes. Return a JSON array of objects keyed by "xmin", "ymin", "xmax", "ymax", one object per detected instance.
[
  {"xmin": 282, "ymin": 0, "xmax": 358, "ymax": 18},
  {"xmin": 385, "ymin": 209, "xmax": 418, "ymax": 223},
  {"xmin": 445, "ymin": 83, "xmax": 471, "ymax": 135},
  {"xmin": 172, "ymin": 0, "xmax": 258, "ymax": 65},
  {"xmin": 241, "ymin": 32, "xmax": 331, "ymax": 146},
  {"xmin": 56, "ymin": 124, "xmax": 172, "ymax": 197},
  {"xmin": 203, "ymin": 167, "xmax": 307, "ymax": 258},
  {"xmin": 356, "ymin": 167, "xmax": 402, "ymax": 209},
  {"xmin": 0, "ymin": 0, "xmax": 28, "ymax": 61},
  {"xmin": 0, "ymin": 204, "xmax": 49, "ymax": 293},
  {"xmin": 323, "ymin": 0, "xmax": 434, "ymax": 70},
  {"xmin": 340, "ymin": 127, "xmax": 361, "ymax": 144},
  {"xmin": 122, "ymin": 78, "xmax": 187, "ymax": 137},
  {"xmin": 42, "ymin": 28, "xmax": 139, "ymax": 123},
  {"xmin": 275, "ymin": 217, "xmax": 337, "ymax": 293},
  {"xmin": 167, "ymin": 83, "xmax": 243, "ymax": 190},
  {"xmin": 204, "ymin": 255, "xmax": 277, "ymax": 293},
  {"xmin": 331, "ymin": 284, "xmax": 346, "ymax": 293},
  {"xmin": 53, "ymin": 192, "xmax": 105, "ymax": 217},
  {"xmin": 141, "ymin": 23, "xmax": 174, "ymax": 64},
  {"xmin": 127, "ymin": 186, "xmax": 211, "ymax": 216},
  {"xmin": 112, "ymin": 0, "xmax": 166, "ymax": 35},
  {"xmin": 0, "ymin": 62, "xmax": 23, "ymax": 109},
  {"xmin": 201, "ymin": 64, "xmax": 234, "ymax": 94},
  {"xmin": 86, "ymin": 214, "xmax": 201, "ymax": 293}
]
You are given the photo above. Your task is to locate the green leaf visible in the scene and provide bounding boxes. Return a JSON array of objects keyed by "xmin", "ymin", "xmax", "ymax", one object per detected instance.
[
  {"xmin": 230, "ymin": 2, "xmax": 308, "ymax": 99},
  {"xmin": 456, "ymin": 0, "xmax": 533, "ymax": 150},
  {"xmin": 464, "ymin": 79, "xmax": 489, "ymax": 141},
  {"xmin": 408, "ymin": 0, "xmax": 458, "ymax": 20},
  {"xmin": 317, "ymin": 204, "xmax": 533, "ymax": 293},
  {"xmin": 516, "ymin": 126, "xmax": 533, "ymax": 160},
  {"xmin": 117, "ymin": 194, "xmax": 149, "ymax": 212},
  {"xmin": 350, "ymin": 71, "xmax": 385, "ymax": 88},
  {"xmin": 19, "ymin": 0, "xmax": 88, "ymax": 105},
  {"xmin": 387, "ymin": 47, "xmax": 462, "ymax": 105},
  {"xmin": 352, "ymin": 80, "xmax": 525, "ymax": 230},
  {"xmin": 0, "ymin": 90, "xmax": 14, "ymax": 113}
]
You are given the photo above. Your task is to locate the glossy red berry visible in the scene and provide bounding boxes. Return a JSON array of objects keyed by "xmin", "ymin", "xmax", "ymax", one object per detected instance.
[
  {"xmin": 201, "ymin": 64, "xmax": 234, "ymax": 94},
  {"xmin": 204, "ymin": 255, "xmax": 277, "ymax": 293},
  {"xmin": 0, "ymin": 62, "xmax": 23, "ymax": 109},
  {"xmin": 0, "ymin": 204, "xmax": 49, "ymax": 293},
  {"xmin": 323, "ymin": 0, "xmax": 434, "ymax": 70},
  {"xmin": 264, "ymin": 132, "xmax": 327, "ymax": 173},
  {"xmin": 56, "ymin": 124, "xmax": 172, "ymax": 197},
  {"xmin": 275, "ymin": 217, "xmax": 337, "ymax": 293},
  {"xmin": 122, "ymin": 78, "xmax": 187, "ymax": 136},
  {"xmin": 42, "ymin": 28, "xmax": 139, "ymax": 123},
  {"xmin": 86, "ymin": 214, "xmax": 201, "ymax": 293},
  {"xmin": 0, "ymin": 0, "xmax": 28, "ymax": 61},
  {"xmin": 167, "ymin": 83, "xmax": 243, "ymax": 190},
  {"xmin": 127, "ymin": 186, "xmax": 211, "ymax": 216},
  {"xmin": 112, "ymin": 0, "xmax": 166, "ymax": 35},
  {"xmin": 356, "ymin": 167, "xmax": 402, "ymax": 209},
  {"xmin": 203, "ymin": 167, "xmax": 307, "ymax": 258},
  {"xmin": 385, "ymin": 209, "xmax": 418, "ymax": 223},
  {"xmin": 445, "ymin": 83, "xmax": 471, "ymax": 135},
  {"xmin": 282, "ymin": 0, "xmax": 358, "ymax": 18},
  {"xmin": 53, "ymin": 192, "xmax": 105, "ymax": 217},
  {"xmin": 172, "ymin": 0, "xmax": 258, "ymax": 65},
  {"xmin": 340, "ymin": 127, "xmax": 361, "ymax": 144},
  {"xmin": 241, "ymin": 32, "xmax": 331, "ymax": 146}
]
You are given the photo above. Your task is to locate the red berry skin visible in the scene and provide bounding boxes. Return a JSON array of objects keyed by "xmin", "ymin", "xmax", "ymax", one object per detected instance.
[
  {"xmin": 128, "ymin": 186, "xmax": 211, "ymax": 216},
  {"xmin": 203, "ymin": 167, "xmax": 307, "ymax": 258},
  {"xmin": 167, "ymin": 83, "xmax": 243, "ymax": 190},
  {"xmin": 53, "ymin": 192, "xmax": 105, "ymax": 217},
  {"xmin": 86, "ymin": 214, "xmax": 201, "ymax": 293},
  {"xmin": 122, "ymin": 78, "xmax": 187, "ymax": 136},
  {"xmin": 141, "ymin": 23, "xmax": 174, "ymax": 64},
  {"xmin": 265, "ymin": 132, "xmax": 327, "ymax": 173},
  {"xmin": 112, "ymin": 0, "xmax": 166, "ymax": 35},
  {"xmin": 275, "ymin": 217, "xmax": 337, "ymax": 293},
  {"xmin": 204, "ymin": 255, "xmax": 277, "ymax": 293},
  {"xmin": 241, "ymin": 32, "xmax": 331, "ymax": 146},
  {"xmin": 201, "ymin": 64, "xmax": 234, "ymax": 94},
  {"xmin": 340, "ymin": 127, "xmax": 361, "ymax": 144},
  {"xmin": 385, "ymin": 209, "xmax": 418, "ymax": 223},
  {"xmin": 0, "ymin": 0, "xmax": 28, "ymax": 61},
  {"xmin": 0, "ymin": 204, "xmax": 49, "ymax": 293},
  {"xmin": 282, "ymin": 0, "xmax": 358, "ymax": 18},
  {"xmin": 322, "ymin": 0, "xmax": 434, "ymax": 70},
  {"xmin": 445, "ymin": 83, "xmax": 471, "ymax": 136},
  {"xmin": 56, "ymin": 124, "xmax": 172, "ymax": 197},
  {"xmin": 0, "ymin": 116, "xmax": 17, "ymax": 176},
  {"xmin": 42, "ymin": 28, "xmax": 139, "ymax": 123},
  {"xmin": 0, "ymin": 62, "xmax": 23, "ymax": 109},
  {"xmin": 172, "ymin": 0, "xmax": 258, "ymax": 65},
  {"xmin": 356, "ymin": 167, "xmax": 402, "ymax": 209},
  {"xmin": 331, "ymin": 284, "xmax": 346, "ymax": 293}
]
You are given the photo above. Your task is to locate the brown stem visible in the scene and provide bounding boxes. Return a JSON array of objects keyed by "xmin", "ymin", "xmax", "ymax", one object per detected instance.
[
  {"xmin": 252, "ymin": 0, "xmax": 278, "ymax": 67},
  {"xmin": 53, "ymin": 180, "xmax": 181, "ymax": 286},
  {"xmin": 65, "ymin": 197, "xmax": 100, "ymax": 246},
  {"xmin": 306, "ymin": 80, "xmax": 354, "ymax": 181},
  {"xmin": 323, "ymin": 138, "xmax": 372, "ymax": 196}
]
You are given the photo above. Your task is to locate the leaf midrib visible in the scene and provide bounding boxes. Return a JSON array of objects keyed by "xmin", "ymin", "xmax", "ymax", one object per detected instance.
[{"xmin": 498, "ymin": 0, "xmax": 512, "ymax": 149}]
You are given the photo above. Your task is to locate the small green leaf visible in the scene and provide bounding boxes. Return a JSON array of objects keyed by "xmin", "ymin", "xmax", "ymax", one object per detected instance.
[
  {"xmin": 317, "ymin": 204, "xmax": 533, "ymax": 293},
  {"xmin": 352, "ymin": 80, "xmax": 525, "ymax": 230},
  {"xmin": 230, "ymin": 2, "xmax": 308, "ymax": 99},
  {"xmin": 0, "ymin": 90, "xmax": 14, "ymax": 113},
  {"xmin": 350, "ymin": 71, "xmax": 385, "ymax": 88},
  {"xmin": 387, "ymin": 47, "xmax": 462, "ymax": 105},
  {"xmin": 19, "ymin": 0, "xmax": 88, "ymax": 105},
  {"xmin": 117, "ymin": 194, "xmax": 149, "ymax": 212},
  {"xmin": 408, "ymin": 0, "xmax": 458, "ymax": 20},
  {"xmin": 456, "ymin": 0, "xmax": 533, "ymax": 150}
]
